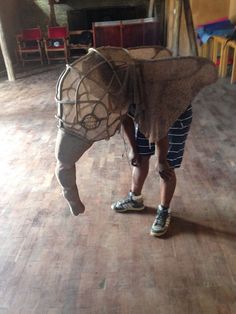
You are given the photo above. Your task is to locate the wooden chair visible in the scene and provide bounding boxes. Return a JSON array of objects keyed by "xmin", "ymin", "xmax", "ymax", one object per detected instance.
[
  {"xmin": 210, "ymin": 36, "xmax": 235, "ymax": 83},
  {"xmin": 16, "ymin": 27, "xmax": 43, "ymax": 66},
  {"xmin": 220, "ymin": 40, "xmax": 236, "ymax": 84},
  {"xmin": 44, "ymin": 26, "xmax": 69, "ymax": 64},
  {"xmin": 198, "ymin": 38, "xmax": 214, "ymax": 60},
  {"xmin": 211, "ymin": 36, "xmax": 228, "ymax": 76}
]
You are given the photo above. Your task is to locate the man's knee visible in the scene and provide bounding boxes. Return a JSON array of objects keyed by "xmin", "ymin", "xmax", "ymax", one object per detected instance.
[
  {"xmin": 159, "ymin": 167, "xmax": 176, "ymax": 182},
  {"xmin": 139, "ymin": 154, "xmax": 151, "ymax": 167}
]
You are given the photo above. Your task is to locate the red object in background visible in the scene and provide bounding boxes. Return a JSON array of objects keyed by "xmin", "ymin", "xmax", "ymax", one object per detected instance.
[
  {"xmin": 93, "ymin": 18, "xmax": 161, "ymax": 48},
  {"xmin": 44, "ymin": 26, "xmax": 69, "ymax": 63},
  {"xmin": 215, "ymin": 56, "xmax": 233, "ymax": 66},
  {"xmin": 22, "ymin": 28, "xmax": 42, "ymax": 41},
  {"xmin": 16, "ymin": 27, "xmax": 44, "ymax": 66},
  {"xmin": 47, "ymin": 26, "xmax": 68, "ymax": 39}
]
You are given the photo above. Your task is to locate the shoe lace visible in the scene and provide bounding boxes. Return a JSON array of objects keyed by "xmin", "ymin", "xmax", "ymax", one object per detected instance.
[
  {"xmin": 154, "ymin": 210, "xmax": 168, "ymax": 225},
  {"xmin": 119, "ymin": 196, "xmax": 133, "ymax": 206}
]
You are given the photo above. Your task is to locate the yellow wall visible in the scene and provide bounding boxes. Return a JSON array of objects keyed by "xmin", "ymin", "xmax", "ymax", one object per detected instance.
[
  {"xmin": 191, "ymin": 0, "xmax": 230, "ymax": 26},
  {"xmin": 229, "ymin": 0, "xmax": 236, "ymax": 23}
]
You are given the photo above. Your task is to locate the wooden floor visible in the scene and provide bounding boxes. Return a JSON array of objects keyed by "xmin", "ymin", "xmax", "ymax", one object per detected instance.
[{"xmin": 0, "ymin": 66, "xmax": 236, "ymax": 314}]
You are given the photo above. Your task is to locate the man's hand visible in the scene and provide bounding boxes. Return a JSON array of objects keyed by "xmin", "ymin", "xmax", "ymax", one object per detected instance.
[
  {"xmin": 129, "ymin": 148, "xmax": 141, "ymax": 167},
  {"xmin": 156, "ymin": 159, "xmax": 174, "ymax": 181},
  {"xmin": 122, "ymin": 115, "xmax": 140, "ymax": 166},
  {"xmin": 156, "ymin": 136, "xmax": 174, "ymax": 180}
]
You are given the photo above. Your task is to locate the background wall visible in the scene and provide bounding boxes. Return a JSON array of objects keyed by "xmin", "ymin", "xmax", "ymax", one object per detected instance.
[
  {"xmin": 1, "ymin": 0, "xmax": 236, "ymax": 70},
  {"xmin": 20, "ymin": 0, "xmax": 150, "ymax": 30},
  {"xmin": 0, "ymin": 0, "xmax": 150, "ymax": 68},
  {"xmin": 166, "ymin": 0, "xmax": 235, "ymax": 56},
  {"xmin": 18, "ymin": 0, "xmax": 235, "ymax": 56},
  {"xmin": 229, "ymin": 0, "xmax": 236, "ymax": 23},
  {"xmin": 191, "ymin": 0, "xmax": 230, "ymax": 26}
]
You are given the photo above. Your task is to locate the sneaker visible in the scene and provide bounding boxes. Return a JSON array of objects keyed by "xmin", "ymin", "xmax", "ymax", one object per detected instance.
[
  {"xmin": 111, "ymin": 192, "xmax": 144, "ymax": 212},
  {"xmin": 150, "ymin": 205, "xmax": 171, "ymax": 237}
]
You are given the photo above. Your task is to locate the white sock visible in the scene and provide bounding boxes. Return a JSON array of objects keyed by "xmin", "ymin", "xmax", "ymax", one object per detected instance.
[{"xmin": 131, "ymin": 192, "xmax": 143, "ymax": 200}]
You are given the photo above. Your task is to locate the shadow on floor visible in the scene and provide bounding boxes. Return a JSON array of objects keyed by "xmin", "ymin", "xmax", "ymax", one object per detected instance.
[
  {"xmin": 165, "ymin": 215, "xmax": 236, "ymax": 240},
  {"xmin": 122, "ymin": 207, "xmax": 236, "ymax": 241}
]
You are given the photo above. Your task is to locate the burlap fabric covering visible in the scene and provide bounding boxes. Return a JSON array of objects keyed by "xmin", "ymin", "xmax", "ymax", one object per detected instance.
[
  {"xmin": 56, "ymin": 46, "xmax": 217, "ymax": 143},
  {"xmin": 128, "ymin": 45, "xmax": 172, "ymax": 60}
]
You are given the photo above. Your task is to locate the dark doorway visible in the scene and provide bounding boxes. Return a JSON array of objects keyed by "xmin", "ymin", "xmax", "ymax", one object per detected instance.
[{"xmin": 67, "ymin": 6, "xmax": 147, "ymax": 30}]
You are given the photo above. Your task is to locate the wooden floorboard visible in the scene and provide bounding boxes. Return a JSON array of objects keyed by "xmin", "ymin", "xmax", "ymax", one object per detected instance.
[{"xmin": 0, "ymin": 67, "xmax": 236, "ymax": 314}]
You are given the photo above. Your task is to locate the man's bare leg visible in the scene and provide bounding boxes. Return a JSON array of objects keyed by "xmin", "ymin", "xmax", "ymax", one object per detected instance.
[
  {"xmin": 111, "ymin": 155, "xmax": 150, "ymax": 212},
  {"xmin": 131, "ymin": 155, "xmax": 151, "ymax": 196},
  {"xmin": 160, "ymin": 170, "xmax": 176, "ymax": 208},
  {"xmin": 150, "ymin": 170, "xmax": 176, "ymax": 236}
]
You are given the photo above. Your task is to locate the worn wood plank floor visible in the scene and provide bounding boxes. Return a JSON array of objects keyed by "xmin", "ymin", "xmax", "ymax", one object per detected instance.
[{"xmin": 0, "ymin": 66, "xmax": 235, "ymax": 314}]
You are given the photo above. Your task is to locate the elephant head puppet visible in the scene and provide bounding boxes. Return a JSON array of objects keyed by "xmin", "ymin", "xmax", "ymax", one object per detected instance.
[{"xmin": 55, "ymin": 46, "xmax": 217, "ymax": 215}]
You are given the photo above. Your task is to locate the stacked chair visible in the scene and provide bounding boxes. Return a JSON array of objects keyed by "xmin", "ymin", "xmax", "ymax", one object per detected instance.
[
  {"xmin": 16, "ymin": 27, "xmax": 43, "ymax": 66},
  {"xmin": 43, "ymin": 26, "xmax": 69, "ymax": 64},
  {"xmin": 16, "ymin": 26, "xmax": 69, "ymax": 66}
]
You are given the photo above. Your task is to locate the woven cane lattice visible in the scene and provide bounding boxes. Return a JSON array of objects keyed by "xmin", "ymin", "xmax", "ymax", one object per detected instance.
[{"xmin": 56, "ymin": 47, "xmax": 134, "ymax": 141}]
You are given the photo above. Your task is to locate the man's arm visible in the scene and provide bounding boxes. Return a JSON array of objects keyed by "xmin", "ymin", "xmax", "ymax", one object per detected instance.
[
  {"xmin": 156, "ymin": 136, "xmax": 174, "ymax": 181},
  {"xmin": 122, "ymin": 115, "xmax": 140, "ymax": 167}
]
